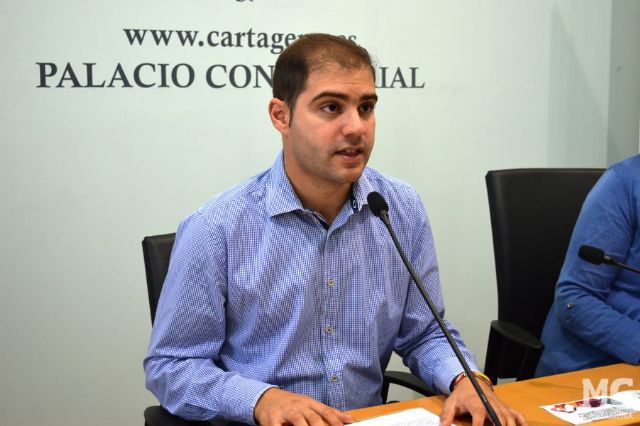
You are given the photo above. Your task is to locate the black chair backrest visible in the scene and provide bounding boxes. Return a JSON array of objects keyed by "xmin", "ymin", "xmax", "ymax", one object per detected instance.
[
  {"xmin": 142, "ymin": 233, "xmax": 176, "ymax": 324},
  {"xmin": 485, "ymin": 168, "xmax": 604, "ymax": 377}
]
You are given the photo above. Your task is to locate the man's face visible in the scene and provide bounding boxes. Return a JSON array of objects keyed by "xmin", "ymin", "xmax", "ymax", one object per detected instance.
[{"xmin": 271, "ymin": 64, "xmax": 377, "ymax": 196}]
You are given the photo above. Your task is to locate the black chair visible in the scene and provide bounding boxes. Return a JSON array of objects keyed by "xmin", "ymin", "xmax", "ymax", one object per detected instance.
[
  {"xmin": 142, "ymin": 233, "xmax": 433, "ymax": 425},
  {"xmin": 483, "ymin": 168, "xmax": 604, "ymax": 384}
]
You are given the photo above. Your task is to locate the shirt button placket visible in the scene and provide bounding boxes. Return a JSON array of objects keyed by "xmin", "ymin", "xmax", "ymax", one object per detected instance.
[{"xmin": 323, "ymin": 233, "xmax": 344, "ymax": 409}]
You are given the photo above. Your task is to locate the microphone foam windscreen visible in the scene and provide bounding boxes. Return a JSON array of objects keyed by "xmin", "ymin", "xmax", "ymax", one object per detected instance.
[
  {"xmin": 367, "ymin": 191, "xmax": 389, "ymax": 218},
  {"xmin": 578, "ymin": 245, "xmax": 605, "ymax": 265}
]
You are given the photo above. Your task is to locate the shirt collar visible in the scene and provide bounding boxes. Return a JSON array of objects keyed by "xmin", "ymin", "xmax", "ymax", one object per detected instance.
[
  {"xmin": 265, "ymin": 152, "xmax": 305, "ymax": 217},
  {"xmin": 352, "ymin": 170, "xmax": 374, "ymax": 212},
  {"xmin": 265, "ymin": 151, "xmax": 375, "ymax": 217}
]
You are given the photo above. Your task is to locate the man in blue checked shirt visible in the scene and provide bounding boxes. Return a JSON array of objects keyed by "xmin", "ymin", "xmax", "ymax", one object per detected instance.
[{"xmin": 144, "ymin": 33, "xmax": 526, "ymax": 426}]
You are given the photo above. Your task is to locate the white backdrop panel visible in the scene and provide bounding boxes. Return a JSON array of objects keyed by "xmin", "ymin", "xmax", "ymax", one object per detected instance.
[{"xmin": 0, "ymin": 1, "xmax": 620, "ymax": 425}]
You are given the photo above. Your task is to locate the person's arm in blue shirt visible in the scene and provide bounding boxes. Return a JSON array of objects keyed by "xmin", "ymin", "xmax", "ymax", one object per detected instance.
[
  {"xmin": 143, "ymin": 212, "xmax": 274, "ymax": 424},
  {"xmin": 393, "ymin": 194, "xmax": 477, "ymax": 393},
  {"xmin": 553, "ymin": 167, "xmax": 640, "ymax": 364},
  {"xmin": 395, "ymin": 193, "xmax": 526, "ymax": 426}
]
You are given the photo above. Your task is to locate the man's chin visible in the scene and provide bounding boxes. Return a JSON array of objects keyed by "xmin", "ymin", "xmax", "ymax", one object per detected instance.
[{"xmin": 337, "ymin": 168, "xmax": 366, "ymax": 185}]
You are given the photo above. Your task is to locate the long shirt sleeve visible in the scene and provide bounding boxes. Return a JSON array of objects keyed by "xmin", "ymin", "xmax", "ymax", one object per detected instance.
[{"xmin": 144, "ymin": 213, "xmax": 275, "ymax": 423}]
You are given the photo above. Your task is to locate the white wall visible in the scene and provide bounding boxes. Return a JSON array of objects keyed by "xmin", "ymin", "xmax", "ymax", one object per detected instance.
[
  {"xmin": 607, "ymin": 0, "xmax": 640, "ymax": 163},
  {"xmin": 1, "ymin": 1, "xmax": 638, "ymax": 425}
]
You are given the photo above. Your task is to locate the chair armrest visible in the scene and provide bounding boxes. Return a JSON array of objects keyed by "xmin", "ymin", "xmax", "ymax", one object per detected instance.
[
  {"xmin": 487, "ymin": 319, "xmax": 545, "ymax": 381},
  {"xmin": 381, "ymin": 370, "xmax": 435, "ymax": 402},
  {"xmin": 144, "ymin": 406, "xmax": 215, "ymax": 426},
  {"xmin": 490, "ymin": 320, "xmax": 544, "ymax": 351}
]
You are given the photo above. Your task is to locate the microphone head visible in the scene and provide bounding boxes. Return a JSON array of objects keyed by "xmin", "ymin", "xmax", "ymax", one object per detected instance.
[
  {"xmin": 578, "ymin": 245, "xmax": 606, "ymax": 265},
  {"xmin": 367, "ymin": 191, "xmax": 389, "ymax": 218}
]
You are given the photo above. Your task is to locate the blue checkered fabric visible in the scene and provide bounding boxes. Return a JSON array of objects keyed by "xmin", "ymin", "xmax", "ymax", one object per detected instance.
[{"xmin": 144, "ymin": 152, "xmax": 476, "ymax": 423}]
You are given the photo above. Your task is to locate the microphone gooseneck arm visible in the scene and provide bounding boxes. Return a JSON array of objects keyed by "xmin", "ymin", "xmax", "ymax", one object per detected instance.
[
  {"xmin": 368, "ymin": 192, "xmax": 502, "ymax": 426},
  {"xmin": 609, "ymin": 259, "xmax": 640, "ymax": 274}
]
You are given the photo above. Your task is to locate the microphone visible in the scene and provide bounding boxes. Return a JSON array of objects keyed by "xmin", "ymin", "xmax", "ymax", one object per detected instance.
[
  {"xmin": 578, "ymin": 245, "xmax": 640, "ymax": 274},
  {"xmin": 367, "ymin": 191, "xmax": 391, "ymax": 223},
  {"xmin": 367, "ymin": 192, "xmax": 502, "ymax": 426}
]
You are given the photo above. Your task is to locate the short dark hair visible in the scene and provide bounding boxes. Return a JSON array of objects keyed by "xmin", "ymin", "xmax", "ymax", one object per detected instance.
[{"xmin": 272, "ymin": 33, "xmax": 375, "ymax": 112}]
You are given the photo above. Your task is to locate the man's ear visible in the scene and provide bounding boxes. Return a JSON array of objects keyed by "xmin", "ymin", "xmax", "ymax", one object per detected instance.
[{"xmin": 268, "ymin": 98, "xmax": 290, "ymax": 133}]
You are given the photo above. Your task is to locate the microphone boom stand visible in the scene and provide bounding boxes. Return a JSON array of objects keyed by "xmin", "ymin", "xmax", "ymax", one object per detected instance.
[{"xmin": 373, "ymin": 202, "xmax": 502, "ymax": 426}]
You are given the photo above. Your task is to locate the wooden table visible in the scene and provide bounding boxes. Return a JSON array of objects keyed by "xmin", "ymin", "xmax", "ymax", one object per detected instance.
[{"xmin": 348, "ymin": 364, "xmax": 640, "ymax": 425}]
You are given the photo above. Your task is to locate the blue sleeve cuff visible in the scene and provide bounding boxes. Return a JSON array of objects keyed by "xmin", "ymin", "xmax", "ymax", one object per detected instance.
[
  {"xmin": 433, "ymin": 358, "xmax": 479, "ymax": 395},
  {"xmin": 219, "ymin": 375, "xmax": 277, "ymax": 424}
]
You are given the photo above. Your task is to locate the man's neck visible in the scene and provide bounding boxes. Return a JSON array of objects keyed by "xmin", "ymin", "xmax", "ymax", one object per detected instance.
[{"xmin": 289, "ymin": 178, "xmax": 352, "ymax": 225}]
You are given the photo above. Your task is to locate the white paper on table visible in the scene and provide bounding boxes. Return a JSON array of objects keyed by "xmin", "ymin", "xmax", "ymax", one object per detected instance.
[{"xmin": 351, "ymin": 407, "xmax": 456, "ymax": 426}]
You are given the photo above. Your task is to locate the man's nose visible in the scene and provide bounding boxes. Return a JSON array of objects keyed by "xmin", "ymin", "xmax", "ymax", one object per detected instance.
[{"xmin": 341, "ymin": 108, "xmax": 366, "ymax": 138}]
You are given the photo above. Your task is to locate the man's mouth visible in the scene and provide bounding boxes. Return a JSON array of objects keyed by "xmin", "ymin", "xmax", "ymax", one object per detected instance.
[{"xmin": 336, "ymin": 148, "xmax": 363, "ymax": 158}]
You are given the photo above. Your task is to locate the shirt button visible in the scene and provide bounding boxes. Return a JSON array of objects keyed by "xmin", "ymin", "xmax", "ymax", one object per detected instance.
[
  {"xmin": 330, "ymin": 374, "xmax": 338, "ymax": 383},
  {"xmin": 567, "ymin": 302, "xmax": 574, "ymax": 309},
  {"xmin": 325, "ymin": 325, "xmax": 334, "ymax": 335},
  {"xmin": 328, "ymin": 278, "xmax": 335, "ymax": 288}
]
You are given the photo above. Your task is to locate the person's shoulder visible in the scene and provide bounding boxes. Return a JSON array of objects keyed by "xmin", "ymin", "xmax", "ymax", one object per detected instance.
[
  {"xmin": 600, "ymin": 155, "xmax": 640, "ymax": 197},
  {"xmin": 609, "ymin": 155, "xmax": 640, "ymax": 179},
  {"xmin": 172, "ymin": 166, "xmax": 274, "ymax": 249},
  {"xmin": 194, "ymin": 168, "xmax": 271, "ymax": 223},
  {"xmin": 585, "ymin": 155, "xmax": 640, "ymax": 217},
  {"xmin": 363, "ymin": 167, "xmax": 422, "ymax": 204}
]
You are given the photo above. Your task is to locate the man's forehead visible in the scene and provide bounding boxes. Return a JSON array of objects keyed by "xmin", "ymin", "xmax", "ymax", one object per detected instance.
[
  {"xmin": 303, "ymin": 64, "xmax": 376, "ymax": 97},
  {"xmin": 308, "ymin": 61, "xmax": 374, "ymax": 81}
]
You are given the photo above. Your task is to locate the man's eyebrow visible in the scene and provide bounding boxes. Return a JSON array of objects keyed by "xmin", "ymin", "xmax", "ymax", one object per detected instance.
[
  {"xmin": 310, "ymin": 91, "xmax": 378, "ymax": 103},
  {"xmin": 362, "ymin": 93, "xmax": 379, "ymax": 102}
]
